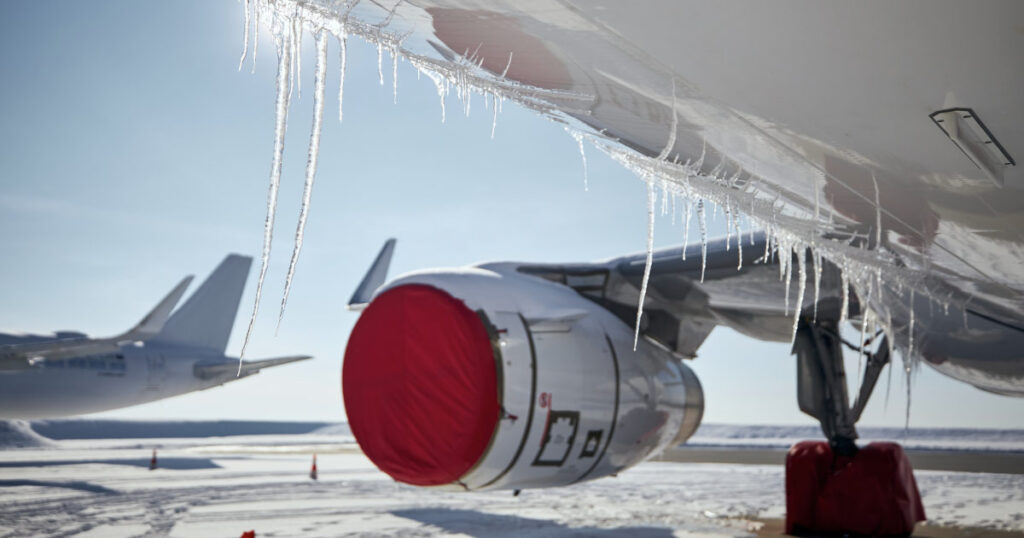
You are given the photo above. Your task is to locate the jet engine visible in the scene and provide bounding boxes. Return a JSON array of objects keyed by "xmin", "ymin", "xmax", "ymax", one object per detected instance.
[{"xmin": 342, "ymin": 264, "xmax": 703, "ymax": 491}]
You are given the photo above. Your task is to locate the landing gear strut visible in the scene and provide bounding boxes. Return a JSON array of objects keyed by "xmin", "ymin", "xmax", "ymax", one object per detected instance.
[{"xmin": 786, "ymin": 319, "xmax": 925, "ymax": 535}]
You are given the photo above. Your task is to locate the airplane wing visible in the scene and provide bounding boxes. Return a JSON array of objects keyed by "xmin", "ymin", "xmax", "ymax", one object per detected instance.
[
  {"xmin": 193, "ymin": 355, "xmax": 313, "ymax": 380},
  {"xmin": 516, "ymin": 232, "xmax": 830, "ymax": 358},
  {"xmin": 0, "ymin": 276, "xmax": 193, "ymax": 370},
  {"xmin": 270, "ymin": 0, "xmax": 1024, "ymax": 394}
]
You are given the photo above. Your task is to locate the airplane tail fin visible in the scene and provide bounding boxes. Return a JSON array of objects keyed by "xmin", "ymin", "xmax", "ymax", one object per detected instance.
[{"xmin": 153, "ymin": 254, "xmax": 253, "ymax": 353}]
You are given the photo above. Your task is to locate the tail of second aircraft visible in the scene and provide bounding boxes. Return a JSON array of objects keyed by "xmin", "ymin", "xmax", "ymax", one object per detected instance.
[{"xmin": 152, "ymin": 254, "xmax": 252, "ymax": 354}]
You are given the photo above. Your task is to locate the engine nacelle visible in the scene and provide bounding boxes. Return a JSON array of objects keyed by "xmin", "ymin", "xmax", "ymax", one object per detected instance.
[{"xmin": 342, "ymin": 264, "xmax": 703, "ymax": 491}]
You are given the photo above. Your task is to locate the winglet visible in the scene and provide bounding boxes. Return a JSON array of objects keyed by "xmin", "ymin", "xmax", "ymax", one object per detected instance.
[
  {"xmin": 119, "ymin": 275, "xmax": 194, "ymax": 341},
  {"xmin": 347, "ymin": 239, "xmax": 396, "ymax": 311}
]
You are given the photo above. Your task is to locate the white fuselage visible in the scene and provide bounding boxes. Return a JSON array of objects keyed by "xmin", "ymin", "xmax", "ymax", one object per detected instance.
[{"xmin": 0, "ymin": 343, "xmax": 233, "ymax": 419}]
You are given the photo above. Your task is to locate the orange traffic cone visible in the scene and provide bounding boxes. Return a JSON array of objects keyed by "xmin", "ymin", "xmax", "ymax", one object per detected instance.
[
  {"xmin": 309, "ymin": 453, "xmax": 318, "ymax": 480},
  {"xmin": 149, "ymin": 449, "xmax": 157, "ymax": 471}
]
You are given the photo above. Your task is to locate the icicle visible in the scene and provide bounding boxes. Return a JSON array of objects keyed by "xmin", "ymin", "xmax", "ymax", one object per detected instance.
[
  {"xmin": 725, "ymin": 200, "xmax": 732, "ymax": 252},
  {"xmin": 812, "ymin": 250, "xmax": 822, "ymax": 322},
  {"xmin": 490, "ymin": 93, "xmax": 498, "ymax": 139},
  {"xmin": 337, "ymin": 32, "xmax": 347, "ymax": 122},
  {"xmin": 278, "ymin": 30, "xmax": 329, "ymax": 332},
  {"xmin": 391, "ymin": 44, "xmax": 399, "ymax": 104},
  {"xmin": 634, "ymin": 180, "xmax": 657, "ymax": 351},
  {"xmin": 872, "ymin": 173, "xmax": 882, "ymax": 248},
  {"xmin": 240, "ymin": 23, "xmax": 294, "ymax": 367},
  {"xmin": 570, "ymin": 131, "xmax": 589, "ymax": 191},
  {"xmin": 884, "ymin": 327, "xmax": 893, "ymax": 410},
  {"xmin": 697, "ymin": 199, "xmax": 708, "ymax": 282},
  {"xmin": 904, "ymin": 341, "xmax": 914, "ymax": 433},
  {"xmin": 660, "ymin": 181, "xmax": 669, "ymax": 217},
  {"xmin": 904, "ymin": 378, "xmax": 912, "ymax": 434},
  {"xmin": 907, "ymin": 289, "xmax": 916, "ymax": 360},
  {"xmin": 682, "ymin": 198, "xmax": 692, "ymax": 261},
  {"xmin": 251, "ymin": 1, "xmax": 260, "ymax": 73},
  {"xmin": 425, "ymin": 74, "xmax": 446, "ymax": 123},
  {"xmin": 858, "ymin": 301, "xmax": 871, "ymax": 365},
  {"xmin": 376, "ymin": 40, "xmax": 384, "ymax": 85},
  {"xmin": 904, "ymin": 290, "xmax": 916, "ymax": 433},
  {"xmin": 790, "ymin": 249, "xmax": 807, "ymax": 342},
  {"xmin": 885, "ymin": 305, "xmax": 896, "ymax": 362},
  {"xmin": 239, "ymin": 0, "xmax": 251, "ymax": 71},
  {"xmin": 500, "ymin": 51, "xmax": 513, "ymax": 78},
  {"xmin": 294, "ymin": 17, "xmax": 303, "ymax": 98},
  {"xmin": 782, "ymin": 241, "xmax": 793, "ymax": 315},
  {"xmin": 735, "ymin": 212, "xmax": 743, "ymax": 270},
  {"xmin": 761, "ymin": 221, "xmax": 771, "ymax": 263}
]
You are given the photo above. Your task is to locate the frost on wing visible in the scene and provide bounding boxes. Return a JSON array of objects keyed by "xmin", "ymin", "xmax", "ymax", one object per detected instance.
[{"xmin": 239, "ymin": 0, "xmax": 942, "ymax": 420}]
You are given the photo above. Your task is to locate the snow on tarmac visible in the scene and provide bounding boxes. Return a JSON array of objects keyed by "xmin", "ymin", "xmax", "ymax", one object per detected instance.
[{"xmin": 1, "ymin": 434, "xmax": 1023, "ymax": 537}]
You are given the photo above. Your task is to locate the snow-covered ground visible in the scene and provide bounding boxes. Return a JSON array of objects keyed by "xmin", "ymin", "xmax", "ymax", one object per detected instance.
[
  {"xmin": 1, "ymin": 423, "xmax": 1022, "ymax": 537},
  {"xmin": 689, "ymin": 424, "xmax": 1024, "ymax": 453}
]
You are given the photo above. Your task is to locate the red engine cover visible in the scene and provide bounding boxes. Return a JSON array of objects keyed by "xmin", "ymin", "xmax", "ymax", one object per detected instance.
[
  {"xmin": 342, "ymin": 284, "xmax": 499, "ymax": 486},
  {"xmin": 786, "ymin": 440, "xmax": 926, "ymax": 535}
]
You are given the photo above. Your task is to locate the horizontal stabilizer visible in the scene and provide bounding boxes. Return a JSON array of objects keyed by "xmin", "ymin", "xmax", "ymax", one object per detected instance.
[
  {"xmin": 194, "ymin": 355, "xmax": 312, "ymax": 380},
  {"xmin": 347, "ymin": 238, "xmax": 397, "ymax": 311}
]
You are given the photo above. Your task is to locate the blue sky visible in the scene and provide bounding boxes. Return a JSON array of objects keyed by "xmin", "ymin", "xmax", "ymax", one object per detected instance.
[{"xmin": 1, "ymin": 1, "xmax": 1022, "ymax": 428}]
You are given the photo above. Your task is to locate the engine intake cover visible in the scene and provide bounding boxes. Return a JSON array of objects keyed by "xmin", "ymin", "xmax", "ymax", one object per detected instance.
[{"xmin": 342, "ymin": 284, "xmax": 499, "ymax": 486}]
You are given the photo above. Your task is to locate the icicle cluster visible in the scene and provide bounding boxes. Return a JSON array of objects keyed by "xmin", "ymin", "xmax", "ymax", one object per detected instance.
[
  {"xmin": 237, "ymin": 1, "xmax": 958, "ymax": 430},
  {"xmin": 234, "ymin": 0, "xmax": 595, "ymax": 362}
]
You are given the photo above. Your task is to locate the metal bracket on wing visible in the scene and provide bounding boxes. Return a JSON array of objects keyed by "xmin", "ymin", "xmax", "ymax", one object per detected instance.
[
  {"xmin": 524, "ymin": 309, "xmax": 589, "ymax": 333},
  {"xmin": 347, "ymin": 238, "xmax": 397, "ymax": 311}
]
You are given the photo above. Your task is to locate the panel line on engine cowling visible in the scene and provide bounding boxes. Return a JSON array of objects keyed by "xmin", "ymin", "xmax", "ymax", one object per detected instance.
[
  {"xmin": 478, "ymin": 314, "xmax": 539, "ymax": 489},
  {"xmin": 573, "ymin": 333, "xmax": 621, "ymax": 483},
  {"xmin": 459, "ymin": 309, "xmax": 507, "ymax": 488}
]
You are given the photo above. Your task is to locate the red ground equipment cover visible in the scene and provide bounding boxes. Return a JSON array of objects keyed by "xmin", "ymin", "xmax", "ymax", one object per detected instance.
[
  {"xmin": 786, "ymin": 441, "xmax": 926, "ymax": 535},
  {"xmin": 343, "ymin": 284, "xmax": 499, "ymax": 486}
]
